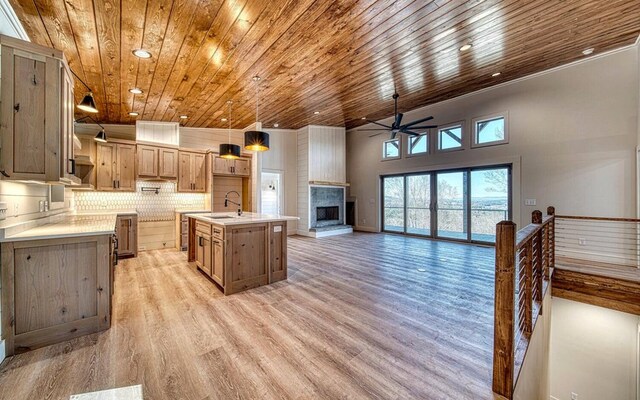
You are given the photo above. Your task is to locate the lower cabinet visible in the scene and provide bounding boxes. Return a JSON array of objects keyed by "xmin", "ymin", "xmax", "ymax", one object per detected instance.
[
  {"xmin": 116, "ymin": 214, "xmax": 138, "ymax": 258},
  {"xmin": 0, "ymin": 235, "xmax": 113, "ymax": 355}
]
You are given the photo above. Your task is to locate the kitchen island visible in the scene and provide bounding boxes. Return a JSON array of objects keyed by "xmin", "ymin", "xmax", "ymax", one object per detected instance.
[{"xmin": 186, "ymin": 213, "xmax": 297, "ymax": 295}]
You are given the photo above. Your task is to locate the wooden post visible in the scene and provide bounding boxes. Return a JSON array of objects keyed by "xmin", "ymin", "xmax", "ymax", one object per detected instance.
[
  {"xmin": 492, "ymin": 221, "xmax": 516, "ymax": 398},
  {"xmin": 532, "ymin": 210, "xmax": 542, "ymax": 224},
  {"xmin": 547, "ymin": 206, "xmax": 555, "ymax": 269}
]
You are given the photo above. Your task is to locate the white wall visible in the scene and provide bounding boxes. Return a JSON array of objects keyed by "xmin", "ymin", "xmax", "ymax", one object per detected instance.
[
  {"xmin": 513, "ymin": 290, "xmax": 552, "ymax": 400},
  {"xmin": 261, "ymin": 128, "xmax": 298, "ymax": 233},
  {"xmin": 346, "ymin": 46, "xmax": 639, "ymax": 231},
  {"xmin": 549, "ymin": 298, "xmax": 639, "ymax": 400}
]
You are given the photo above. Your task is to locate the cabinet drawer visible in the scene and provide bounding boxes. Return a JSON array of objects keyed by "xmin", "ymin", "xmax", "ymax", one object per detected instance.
[
  {"xmin": 196, "ymin": 221, "xmax": 212, "ymax": 235},
  {"xmin": 212, "ymin": 225, "xmax": 224, "ymax": 240}
]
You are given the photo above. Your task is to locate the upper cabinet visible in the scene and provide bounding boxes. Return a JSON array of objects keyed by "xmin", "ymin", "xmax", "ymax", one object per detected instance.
[
  {"xmin": 0, "ymin": 35, "xmax": 79, "ymax": 184},
  {"xmin": 307, "ymin": 126, "xmax": 346, "ymax": 183},
  {"xmin": 178, "ymin": 150, "xmax": 206, "ymax": 193},
  {"xmin": 136, "ymin": 143, "xmax": 178, "ymax": 180},
  {"xmin": 96, "ymin": 140, "xmax": 136, "ymax": 191},
  {"xmin": 212, "ymin": 156, "xmax": 251, "ymax": 177}
]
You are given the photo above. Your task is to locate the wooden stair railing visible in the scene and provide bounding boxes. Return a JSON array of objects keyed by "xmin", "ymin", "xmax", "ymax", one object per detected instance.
[{"xmin": 492, "ymin": 207, "xmax": 555, "ymax": 399}]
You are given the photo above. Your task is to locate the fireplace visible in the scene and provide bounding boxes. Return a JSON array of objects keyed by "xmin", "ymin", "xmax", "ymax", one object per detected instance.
[
  {"xmin": 317, "ymin": 206, "xmax": 339, "ymax": 221},
  {"xmin": 309, "ymin": 186, "xmax": 345, "ymax": 229}
]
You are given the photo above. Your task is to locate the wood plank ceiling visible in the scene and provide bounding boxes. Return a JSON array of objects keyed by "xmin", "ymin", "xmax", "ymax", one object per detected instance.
[{"xmin": 9, "ymin": 0, "xmax": 640, "ymax": 129}]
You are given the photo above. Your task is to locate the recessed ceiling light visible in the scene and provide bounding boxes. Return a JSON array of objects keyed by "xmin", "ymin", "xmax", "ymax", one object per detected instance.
[
  {"xmin": 459, "ymin": 43, "xmax": 473, "ymax": 51},
  {"xmin": 582, "ymin": 47, "xmax": 594, "ymax": 55},
  {"xmin": 179, "ymin": 115, "xmax": 188, "ymax": 119},
  {"xmin": 129, "ymin": 88, "xmax": 143, "ymax": 94},
  {"xmin": 129, "ymin": 112, "xmax": 139, "ymax": 117},
  {"xmin": 492, "ymin": 72, "xmax": 501, "ymax": 77},
  {"xmin": 132, "ymin": 49, "xmax": 152, "ymax": 59},
  {"xmin": 221, "ymin": 118, "xmax": 228, "ymax": 122},
  {"xmin": 273, "ymin": 123, "xmax": 279, "ymax": 128},
  {"xmin": 313, "ymin": 111, "xmax": 320, "ymax": 115},
  {"xmin": 361, "ymin": 117, "xmax": 367, "ymax": 120}
]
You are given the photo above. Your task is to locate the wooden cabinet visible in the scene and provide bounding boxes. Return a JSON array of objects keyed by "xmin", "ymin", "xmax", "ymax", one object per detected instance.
[
  {"xmin": 1, "ymin": 234, "xmax": 112, "ymax": 356},
  {"xmin": 178, "ymin": 150, "xmax": 206, "ymax": 192},
  {"xmin": 136, "ymin": 143, "xmax": 178, "ymax": 180},
  {"xmin": 96, "ymin": 141, "xmax": 136, "ymax": 191},
  {"xmin": 159, "ymin": 147, "xmax": 179, "ymax": 179},
  {"xmin": 188, "ymin": 219, "xmax": 287, "ymax": 295},
  {"xmin": 116, "ymin": 214, "xmax": 138, "ymax": 258},
  {"xmin": 212, "ymin": 156, "xmax": 251, "ymax": 177},
  {"xmin": 0, "ymin": 35, "xmax": 79, "ymax": 184}
]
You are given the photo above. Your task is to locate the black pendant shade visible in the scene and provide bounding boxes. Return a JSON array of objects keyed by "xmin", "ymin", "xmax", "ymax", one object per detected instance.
[
  {"xmin": 77, "ymin": 92, "xmax": 98, "ymax": 113},
  {"xmin": 219, "ymin": 143, "xmax": 241, "ymax": 159},
  {"xmin": 94, "ymin": 129, "xmax": 107, "ymax": 143},
  {"xmin": 244, "ymin": 130, "xmax": 270, "ymax": 152}
]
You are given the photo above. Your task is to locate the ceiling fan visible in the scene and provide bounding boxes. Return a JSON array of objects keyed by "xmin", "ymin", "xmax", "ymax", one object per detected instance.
[{"xmin": 359, "ymin": 92, "xmax": 437, "ymax": 139}]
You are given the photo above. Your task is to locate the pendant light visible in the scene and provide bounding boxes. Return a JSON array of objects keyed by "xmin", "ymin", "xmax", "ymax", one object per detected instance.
[
  {"xmin": 75, "ymin": 116, "xmax": 107, "ymax": 142},
  {"xmin": 70, "ymin": 69, "xmax": 99, "ymax": 113},
  {"xmin": 219, "ymin": 100, "xmax": 241, "ymax": 159},
  {"xmin": 244, "ymin": 76, "xmax": 270, "ymax": 152}
]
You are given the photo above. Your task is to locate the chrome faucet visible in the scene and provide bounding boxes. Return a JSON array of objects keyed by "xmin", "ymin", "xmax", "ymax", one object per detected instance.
[{"xmin": 224, "ymin": 190, "xmax": 242, "ymax": 216}]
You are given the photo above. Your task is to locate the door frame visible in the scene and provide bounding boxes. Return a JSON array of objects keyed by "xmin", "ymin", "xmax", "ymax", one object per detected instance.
[
  {"xmin": 261, "ymin": 169, "xmax": 284, "ymax": 215},
  {"xmin": 381, "ymin": 163, "xmax": 513, "ymax": 245}
]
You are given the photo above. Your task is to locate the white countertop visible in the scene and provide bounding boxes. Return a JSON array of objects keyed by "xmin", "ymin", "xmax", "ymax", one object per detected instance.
[
  {"xmin": 1, "ymin": 213, "xmax": 118, "ymax": 242},
  {"xmin": 73, "ymin": 209, "xmax": 138, "ymax": 216},
  {"xmin": 185, "ymin": 212, "xmax": 298, "ymax": 226}
]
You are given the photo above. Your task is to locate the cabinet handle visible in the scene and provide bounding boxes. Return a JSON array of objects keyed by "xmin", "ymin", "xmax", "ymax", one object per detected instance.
[
  {"xmin": 69, "ymin": 159, "xmax": 76, "ymax": 175},
  {"xmin": 113, "ymin": 180, "xmax": 116, "ymax": 189},
  {"xmin": 0, "ymin": 170, "xmax": 10, "ymax": 178},
  {"xmin": 117, "ymin": 180, "xmax": 120, "ymax": 188},
  {"xmin": 199, "ymin": 236, "xmax": 203, "ymax": 247},
  {"xmin": 13, "ymin": 103, "xmax": 20, "ymax": 112}
]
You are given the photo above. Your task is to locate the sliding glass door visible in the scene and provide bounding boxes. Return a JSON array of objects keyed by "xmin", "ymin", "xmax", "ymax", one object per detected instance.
[
  {"xmin": 406, "ymin": 174, "xmax": 431, "ymax": 235},
  {"xmin": 382, "ymin": 176, "xmax": 405, "ymax": 233},
  {"xmin": 436, "ymin": 171, "xmax": 467, "ymax": 240},
  {"xmin": 382, "ymin": 165, "xmax": 511, "ymax": 244}
]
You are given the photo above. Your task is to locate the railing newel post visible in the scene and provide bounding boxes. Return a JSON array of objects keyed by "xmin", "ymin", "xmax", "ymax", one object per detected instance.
[{"xmin": 492, "ymin": 220, "xmax": 516, "ymax": 399}]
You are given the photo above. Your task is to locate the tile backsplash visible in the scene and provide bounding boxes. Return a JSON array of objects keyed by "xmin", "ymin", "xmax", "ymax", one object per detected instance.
[{"xmin": 73, "ymin": 181, "xmax": 207, "ymax": 222}]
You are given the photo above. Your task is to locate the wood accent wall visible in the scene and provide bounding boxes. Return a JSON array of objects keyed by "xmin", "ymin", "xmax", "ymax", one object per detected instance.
[
  {"xmin": 211, "ymin": 176, "xmax": 243, "ymax": 212},
  {"xmin": 552, "ymin": 269, "xmax": 640, "ymax": 316}
]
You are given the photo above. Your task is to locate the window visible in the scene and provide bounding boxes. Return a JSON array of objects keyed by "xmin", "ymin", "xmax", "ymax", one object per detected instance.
[
  {"xmin": 472, "ymin": 114, "xmax": 508, "ymax": 147},
  {"xmin": 407, "ymin": 134, "xmax": 428, "ymax": 156},
  {"xmin": 437, "ymin": 124, "xmax": 463, "ymax": 151},
  {"xmin": 382, "ymin": 176, "xmax": 404, "ymax": 232},
  {"xmin": 383, "ymin": 139, "xmax": 400, "ymax": 159}
]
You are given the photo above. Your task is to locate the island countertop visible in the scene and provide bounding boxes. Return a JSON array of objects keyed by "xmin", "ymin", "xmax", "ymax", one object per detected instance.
[{"xmin": 184, "ymin": 212, "xmax": 298, "ymax": 226}]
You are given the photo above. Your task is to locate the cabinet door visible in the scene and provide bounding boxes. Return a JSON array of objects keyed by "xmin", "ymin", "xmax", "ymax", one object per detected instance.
[
  {"xmin": 203, "ymin": 235, "xmax": 212, "ymax": 277},
  {"xmin": 117, "ymin": 217, "xmax": 133, "ymax": 256},
  {"xmin": 137, "ymin": 145, "xmax": 158, "ymax": 178},
  {"xmin": 234, "ymin": 159, "xmax": 251, "ymax": 176},
  {"xmin": 213, "ymin": 157, "xmax": 230, "ymax": 175},
  {"xmin": 159, "ymin": 148, "xmax": 178, "ymax": 179},
  {"xmin": 96, "ymin": 143, "xmax": 117, "ymax": 190},
  {"xmin": 1, "ymin": 52, "xmax": 48, "ymax": 180},
  {"xmin": 60, "ymin": 65, "xmax": 75, "ymax": 179},
  {"xmin": 212, "ymin": 238, "xmax": 224, "ymax": 285},
  {"xmin": 193, "ymin": 153, "xmax": 206, "ymax": 192},
  {"xmin": 195, "ymin": 232, "xmax": 204, "ymax": 269},
  {"xmin": 196, "ymin": 233, "xmax": 212, "ymax": 276},
  {"xmin": 178, "ymin": 152, "xmax": 193, "ymax": 192},
  {"xmin": 116, "ymin": 144, "xmax": 136, "ymax": 191}
]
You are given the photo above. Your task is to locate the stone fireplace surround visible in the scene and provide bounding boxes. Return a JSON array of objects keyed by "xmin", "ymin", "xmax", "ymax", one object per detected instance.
[{"xmin": 309, "ymin": 185, "xmax": 344, "ymax": 229}]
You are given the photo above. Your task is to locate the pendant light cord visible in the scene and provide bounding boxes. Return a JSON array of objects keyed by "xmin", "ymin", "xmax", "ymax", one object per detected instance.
[{"xmin": 227, "ymin": 100, "xmax": 232, "ymax": 144}]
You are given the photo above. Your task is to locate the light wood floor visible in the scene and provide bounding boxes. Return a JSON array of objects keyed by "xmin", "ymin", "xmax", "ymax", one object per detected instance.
[{"xmin": 0, "ymin": 233, "xmax": 498, "ymax": 400}]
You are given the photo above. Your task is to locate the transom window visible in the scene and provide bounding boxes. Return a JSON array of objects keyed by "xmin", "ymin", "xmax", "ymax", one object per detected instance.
[
  {"xmin": 383, "ymin": 139, "xmax": 400, "ymax": 159},
  {"xmin": 473, "ymin": 114, "xmax": 508, "ymax": 147},
  {"xmin": 407, "ymin": 134, "xmax": 428, "ymax": 155},
  {"xmin": 438, "ymin": 124, "xmax": 463, "ymax": 151}
]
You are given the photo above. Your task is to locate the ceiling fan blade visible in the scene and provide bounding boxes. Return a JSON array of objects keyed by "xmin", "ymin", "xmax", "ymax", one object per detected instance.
[
  {"xmin": 403, "ymin": 116, "xmax": 434, "ymax": 128},
  {"xmin": 391, "ymin": 131, "xmax": 398, "ymax": 140},
  {"xmin": 393, "ymin": 112, "xmax": 403, "ymax": 129},
  {"xmin": 368, "ymin": 120, "xmax": 392, "ymax": 129},
  {"xmin": 359, "ymin": 129, "xmax": 390, "ymax": 132},
  {"xmin": 368, "ymin": 132, "xmax": 386, "ymax": 138},
  {"xmin": 407, "ymin": 125, "xmax": 438, "ymax": 129}
]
